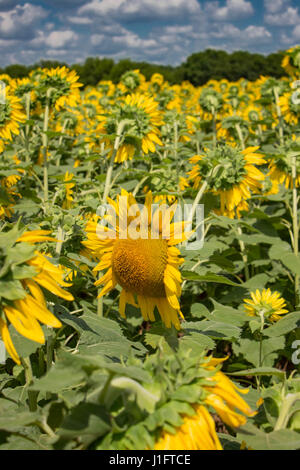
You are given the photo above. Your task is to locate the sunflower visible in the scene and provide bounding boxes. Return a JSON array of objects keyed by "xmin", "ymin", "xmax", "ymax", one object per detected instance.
[
  {"xmin": 118, "ymin": 69, "xmax": 146, "ymax": 94},
  {"xmin": 153, "ymin": 356, "xmax": 255, "ymax": 450},
  {"xmin": 62, "ymin": 171, "xmax": 75, "ymax": 209},
  {"xmin": 282, "ymin": 47, "xmax": 300, "ymax": 77},
  {"xmin": 268, "ymin": 157, "xmax": 300, "ymax": 189},
  {"xmin": 0, "ymin": 86, "xmax": 26, "ymax": 143},
  {"xmin": 188, "ymin": 145, "xmax": 266, "ymax": 218},
  {"xmin": 97, "ymin": 93, "xmax": 163, "ymax": 163},
  {"xmin": 243, "ymin": 289, "xmax": 288, "ymax": 323},
  {"xmin": 279, "ymin": 91, "xmax": 300, "ymax": 125},
  {"xmin": 0, "ymin": 230, "xmax": 74, "ymax": 364},
  {"xmin": 83, "ymin": 190, "xmax": 189, "ymax": 330},
  {"xmin": 37, "ymin": 66, "xmax": 82, "ymax": 111}
]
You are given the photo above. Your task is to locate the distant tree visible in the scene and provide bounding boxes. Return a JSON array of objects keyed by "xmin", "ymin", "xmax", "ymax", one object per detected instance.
[
  {"xmin": 181, "ymin": 50, "xmax": 231, "ymax": 85},
  {"xmin": 4, "ymin": 64, "xmax": 29, "ymax": 78},
  {"xmin": 73, "ymin": 57, "xmax": 114, "ymax": 86},
  {"xmin": 0, "ymin": 49, "xmax": 289, "ymax": 88}
]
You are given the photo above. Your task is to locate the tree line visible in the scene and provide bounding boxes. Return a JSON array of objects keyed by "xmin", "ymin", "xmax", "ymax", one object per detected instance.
[{"xmin": 0, "ymin": 49, "xmax": 287, "ymax": 87}]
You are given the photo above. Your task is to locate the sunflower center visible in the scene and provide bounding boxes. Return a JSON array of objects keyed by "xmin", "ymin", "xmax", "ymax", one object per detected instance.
[{"xmin": 112, "ymin": 238, "xmax": 168, "ymax": 297}]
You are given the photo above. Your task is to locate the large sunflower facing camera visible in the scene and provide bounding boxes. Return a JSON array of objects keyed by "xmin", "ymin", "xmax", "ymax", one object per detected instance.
[{"xmin": 83, "ymin": 190, "xmax": 189, "ymax": 330}]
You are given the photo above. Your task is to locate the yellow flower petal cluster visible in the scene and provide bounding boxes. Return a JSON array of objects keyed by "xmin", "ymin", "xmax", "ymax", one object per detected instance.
[
  {"xmin": 83, "ymin": 190, "xmax": 189, "ymax": 329},
  {"xmin": 0, "ymin": 230, "xmax": 74, "ymax": 364},
  {"xmin": 154, "ymin": 357, "xmax": 256, "ymax": 450}
]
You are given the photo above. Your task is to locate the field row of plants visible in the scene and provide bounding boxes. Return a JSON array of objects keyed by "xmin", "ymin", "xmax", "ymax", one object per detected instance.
[{"xmin": 0, "ymin": 46, "xmax": 300, "ymax": 451}]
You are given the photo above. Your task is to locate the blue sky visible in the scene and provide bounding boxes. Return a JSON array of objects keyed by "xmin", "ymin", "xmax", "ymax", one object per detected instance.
[{"xmin": 0, "ymin": 0, "xmax": 299, "ymax": 67}]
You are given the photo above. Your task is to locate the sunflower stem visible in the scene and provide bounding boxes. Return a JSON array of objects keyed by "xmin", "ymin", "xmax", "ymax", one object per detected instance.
[
  {"xmin": 102, "ymin": 120, "xmax": 127, "ymax": 203},
  {"xmin": 212, "ymin": 109, "xmax": 217, "ymax": 149},
  {"xmin": 56, "ymin": 118, "xmax": 69, "ymax": 167},
  {"xmin": 291, "ymin": 155, "xmax": 299, "ymax": 306},
  {"xmin": 21, "ymin": 357, "xmax": 38, "ymax": 412},
  {"xmin": 97, "ymin": 120, "xmax": 127, "ymax": 317},
  {"xmin": 56, "ymin": 225, "xmax": 64, "ymax": 257},
  {"xmin": 235, "ymin": 123, "xmax": 245, "ymax": 150},
  {"xmin": 273, "ymin": 87, "xmax": 284, "ymax": 146},
  {"xmin": 274, "ymin": 392, "xmax": 300, "ymax": 431},
  {"xmin": 42, "ymin": 89, "xmax": 52, "ymax": 213},
  {"xmin": 24, "ymin": 92, "xmax": 31, "ymax": 164},
  {"xmin": 174, "ymin": 119, "xmax": 179, "ymax": 179},
  {"xmin": 237, "ymin": 226, "xmax": 250, "ymax": 281}
]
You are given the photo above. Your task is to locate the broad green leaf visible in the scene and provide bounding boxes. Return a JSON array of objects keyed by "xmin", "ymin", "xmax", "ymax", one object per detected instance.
[
  {"xmin": 232, "ymin": 337, "xmax": 285, "ymax": 367},
  {"xmin": 238, "ymin": 428, "xmax": 300, "ymax": 450},
  {"xmin": 229, "ymin": 367, "xmax": 286, "ymax": 379},
  {"xmin": 182, "ymin": 271, "xmax": 242, "ymax": 287},
  {"xmin": 110, "ymin": 377, "xmax": 160, "ymax": 413},
  {"xmin": 182, "ymin": 320, "xmax": 241, "ymax": 340},
  {"xmin": 0, "ymin": 280, "xmax": 26, "ymax": 300},
  {"xmin": 264, "ymin": 312, "xmax": 300, "ymax": 337},
  {"xmin": 58, "ymin": 403, "xmax": 111, "ymax": 444},
  {"xmin": 280, "ymin": 253, "xmax": 300, "ymax": 276},
  {"xmin": 59, "ymin": 310, "xmax": 146, "ymax": 358},
  {"xmin": 8, "ymin": 324, "xmax": 45, "ymax": 358}
]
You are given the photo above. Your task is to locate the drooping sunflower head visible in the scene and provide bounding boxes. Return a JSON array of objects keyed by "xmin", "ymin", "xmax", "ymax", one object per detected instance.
[
  {"xmin": 110, "ymin": 349, "xmax": 256, "ymax": 451},
  {"xmin": 83, "ymin": 189, "xmax": 189, "ymax": 329},
  {"xmin": 282, "ymin": 46, "xmax": 300, "ymax": 77},
  {"xmin": 11, "ymin": 77, "xmax": 36, "ymax": 102},
  {"xmin": 0, "ymin": 227, "xmax": 74, "ymax": 364},
  {"xmin": 119, "ymin": 69, "xmax": 146, "ymax": 94},
  {"xmin": 62, "ymin": 171, "xmax": 75, "ymax": 209},
  {"xmin": 36, "ymin": 66, "xmax": 83, "ymax": 111},
  {"xmin": 243, "ymin": 288, "xmax": 288, "ymax": 323},
  {"xmin": 188, "ymin": 145, "xmax": 266, "ymax": 216},
  {"xmin": 279, "ymin": 90, "xmax": 300, "ymax": 125},
  {"xmin": 98, "ymin": 93, "xmax": 163, "ymax": 162},
  {"xmin": 199, "ymin": 87, "xmax": 224, "ymax": 116},
  {"xmin": 268, "ymin": 143, "xmax": 300, "ymax": 189},
  {"xmin": 0, "ymin": 86, "xmax": 26, "ymax": 142}
]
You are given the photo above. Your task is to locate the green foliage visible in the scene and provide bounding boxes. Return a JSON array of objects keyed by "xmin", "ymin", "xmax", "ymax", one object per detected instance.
[{"xmin": 0, "ymin": 50, "xmax": 287, "ymax": 87}]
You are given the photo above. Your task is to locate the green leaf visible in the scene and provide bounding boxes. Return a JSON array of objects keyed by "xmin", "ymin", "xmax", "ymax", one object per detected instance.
[
  {"xmin": 0, "ymin": 280, "xmax": 26, "ymax": 300},
  {"xmin": 110, "ymin": 377, "xmax": 160, "ymax": 413},
  {"xmin": 182, "ymin": 320, "xmax": 241, "ymax": 340},
  {"xmin": 0, "ymin": 410, "xmax": 40, "ymax": 432},
  {"xmin": 30, "ymin": 351, "xmax": 104, "ymax": 393},
  {"xmin": 280, "ymin": 253, "xmax": 300, "ymax": 276},
  {"xmin": 59, "ymin": 310, "xmax": 146, "ymax": 359},
  {"xmin": 190, "ymin": 303, "xmax": 210, "ymax": 319},
  {"xmin": 229, "ymin": 367, "xmax": 286, "ymax": 379},
  {"xmin": 8, "ymin": 324, "xmax": 45, "ymax": 359},
  {"xmin": 182, "ymin": 271, "xmax": 242, "ymax": 287},
  {"xmin": 232, "ymin": 337, "xmax": 285, "ymax": 367},
  {"xmin": 238, "ymin": 427, "xmax": 300, "ymax": 450},
  {"xmin": 11, "ymin": 265, "xmax": 37, "ymax": 280},
  {"xmin": 243, "ymin": 274, "xmax": 269, "ymax": 290},
  {"xmin": 58, "ymin": 403, "xmax": 111, "ymax": 444},
  {"xmin": 210, "ymin": 300, "xmax": 248, "ymax": 326},
  {"xmin": 264, "ymin": 312, "xmax": 300, "ymax": 337}
]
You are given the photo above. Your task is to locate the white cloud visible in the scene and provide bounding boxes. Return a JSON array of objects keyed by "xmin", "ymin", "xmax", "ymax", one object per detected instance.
[
  {"xmin": 244, "ymin": 25, "xmax": 272, "ymax": 40},
  {"xmin": 45, "ymin": 30, "xmax": 78, "ymax": 48},
  {"xmin": 206, "ymin": 0, "xmax": 254, "ymax": 21},
  {"xmin": 79, "ymin": 0, "xmax": 200, "ymax": 20},
  {"xmin": 0, "ymin": 3, "xmax": 47, "ymax": 38},
  {"xmin": 264, "ymin": 0, "xmax": 289, "ymax": 14},
  {"xmin": 265, "ymin": 6, "xmax": 300, "ymax": 26},
  {"xmin": 293, "ymin": 24, "xmax": 300, "ymax": 40},
  {"xmin": 66, "ymin": 16, "xmax": 93, "ymax": 25}
]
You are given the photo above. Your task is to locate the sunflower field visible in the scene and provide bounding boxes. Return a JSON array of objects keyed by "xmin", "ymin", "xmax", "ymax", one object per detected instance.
[{"xmin": 0, "ymin": 46, "xmax": 300, "ymax": 452}]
